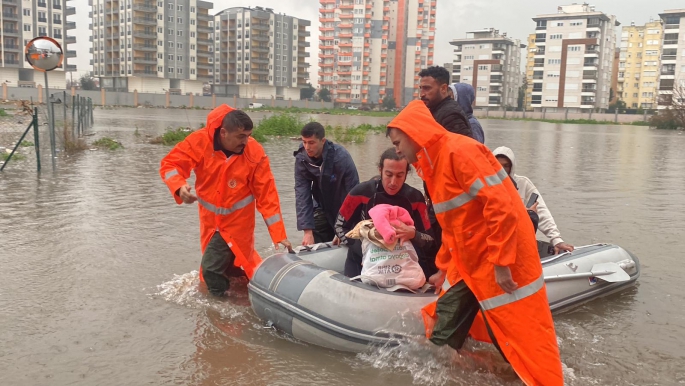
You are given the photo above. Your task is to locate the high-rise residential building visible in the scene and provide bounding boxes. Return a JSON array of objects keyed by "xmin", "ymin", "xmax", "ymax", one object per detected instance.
[
  {"xmin": 616, "ymin": 20, "xmax": 663, "ymax": 109},
  {"xmin": 450, "ymin": 28, "xmax": 524, "ymax": 108},
  {"xmin": 212, "ymin": 7, "xmax": 310, "ymax": 100},
  {"xmin": 524, "ymin": 33, "xmax": 537, "ymax": 110},
  {"xmin": 0, "ymin": 0, "xmax": 76, "ymax": 89},
  {"xmin": 443, "ymin": 62, "xmax": 452, "ymax": 76},
  {"xmin": 658, "ymin": 9, "xmax": 685, "ymax": 109},
  {"xmin": 530, "ymin": 3, "xmax": 618, "ymax": 112},
  {"xmin": 610, "ymin": 47, "xmax": 619, "ymax": 104},
  {"xmin": 90, "ymin": 0, "xmax": 213, "ymax": 94},
  {"xmin": 318, "ymin": 0, "xmax": 436, "ymax": 107}
]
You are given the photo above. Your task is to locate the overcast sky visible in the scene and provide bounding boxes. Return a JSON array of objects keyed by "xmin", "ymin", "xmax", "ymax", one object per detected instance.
[{"xmin": 70, "ymin": 0, "xmax": 684, "ymax": 85}]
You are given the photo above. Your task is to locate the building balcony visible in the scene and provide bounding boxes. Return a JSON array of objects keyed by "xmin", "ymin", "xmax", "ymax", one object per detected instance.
[
  {"xmin": 66, "ymin": 6, "xmax": 76, "ymax": 16},
  {"xmin": 252, "ymin": 45, "xmax": 269, "ymax": 53},
  {"xmin": 1, "ymin": 12, "xmax": 19, "ymax": 21},
  {"xmin": 66, "ymin": 35, "xmax": 76, "ymax": 44},
  {"xmin": 197, "ymin": 63, "xmax": 213, "ymax": 70},
  {"xmin": 250, "ymin": 67, "xmax": 269, "ymax": 75},
  {"xmin": 66, "ymin": 50, "xmax": 77, "ymax": 58},
  {"xmin": 132, "ymin": 30, "xmax": 156, "ymax": 39},
  {"xmin": 133, "ymin": 44, "xmax": 157, "ymax": 51},
  {"xmin": 133, "ymin": 17, "xmax": 157, "ymax": 26},
  {"xmin": 66, "ymin": 64, "xmax": 77, "ymax": 72},
  {"xmin": 252, "ymin": 23, "xmax": 269, "ymax": 31},
  {"xmin": 251, "ymin": 34, "xmax": 269, "ymax": 42},
  {"xmin": 2, "ymin": 28, "xmax": 20, "ymax": 37},
  {"xmin": 132, "ymin": 3, "xmax": 156, "ymax": 12},
  {"xmin": 133, "ymin": 57, "xmax": 157, "ymax": 64},
  {"xmin": 298, "ymin": 51, "xmax": 310, "ymax": 57},
  {"xmin": 197, "ymin": 25, "xmax": 213, "ymax": 34},
  {"xmin": 197, "ymin": 38, "xmax": 213, "ymax": 45},
  {"xmin": 2, "ymin": 44, "xmax": 20, "ymax": 51},
  {"xmin": 252, "ymin": 57, "xmax": 269, "ymax": 64},
  {"xmin": 299, "ymin": 41, "xmax": 310, "ymax": 48},
  {"xmin": 133, "ymin": 70, "xmax": 159, "ymax": 77},
  {"xmin": 197, "ymin": 50, "xmax": 212, "ymax": 57}
]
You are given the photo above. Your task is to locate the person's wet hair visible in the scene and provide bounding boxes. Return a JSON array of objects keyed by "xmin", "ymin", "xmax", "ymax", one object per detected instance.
[
  {"xmin": 418, "ymin": 66, "xmax": 450, "ymax": 85},
  {"xmin": 301, "ymin": 122, "xmax": 326, "ymax": 139},
  {"xmin": 378, "ymin": 147, "xmax": 411, "ymax": 172},
  {"xmin": 222, "ymin": 110, "xmax": 253, "ymax": 132}
]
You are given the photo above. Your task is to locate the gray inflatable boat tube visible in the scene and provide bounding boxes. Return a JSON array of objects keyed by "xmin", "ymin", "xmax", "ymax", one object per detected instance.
[{"xmin": 248, "ymin": 243, "xmax": 640, "ymax": 352}]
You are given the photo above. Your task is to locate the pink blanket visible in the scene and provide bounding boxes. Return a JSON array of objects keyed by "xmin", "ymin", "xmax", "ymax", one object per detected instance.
[{"xmin": 368, "ymin": 204, "xmax": 414, "ymax": 245}]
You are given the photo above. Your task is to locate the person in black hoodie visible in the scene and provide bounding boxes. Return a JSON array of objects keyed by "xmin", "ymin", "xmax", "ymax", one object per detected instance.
[
  {"xmin": 418, "ymin": 66, "xmax": 474, "ymax": 247},
  {"xmin": 294, "ymin": 122, "xmax": 360, "ymax": 246},
  {"xmin": 418, "ymin": 66, "xmax": 473, "ymax": 138}
]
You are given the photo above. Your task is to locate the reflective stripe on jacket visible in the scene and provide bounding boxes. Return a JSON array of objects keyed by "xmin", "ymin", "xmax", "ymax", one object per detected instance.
[
  {"xmin": 388, "ymin": 100, "xmax": 562, "ymax": 386},
  {"xmin": 160, "ymin": 104, "xmax": 287, "ymax": 279}
]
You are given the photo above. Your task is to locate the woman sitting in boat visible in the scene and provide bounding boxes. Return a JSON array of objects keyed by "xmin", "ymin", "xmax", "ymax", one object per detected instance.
[{"xmin": 334, "ymin": 148, "xmax": 438, "ymax": 278}]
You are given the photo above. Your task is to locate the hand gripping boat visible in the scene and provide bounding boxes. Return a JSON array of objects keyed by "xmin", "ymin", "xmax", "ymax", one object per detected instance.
[{"xmin": 247, "ymin": 242, "xmax": 640, "ymax": 352}]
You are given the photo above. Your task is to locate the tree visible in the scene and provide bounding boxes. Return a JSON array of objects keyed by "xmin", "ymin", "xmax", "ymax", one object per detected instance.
[
  {"xmin": 381, "ymin": 96, "xmax": 396, "ymax": 111},
  {"xmin": 300, "ymin": 83, "xmax": 315, "ymax": 100},
  {"xmin": 608, "ymin": 99, "xmax": 626, "ymax": 113},
  {"xmin": 79, "ymin": 75, "xmax": 97, "ymax": 90},
  {"xmin": 650, "ymin": 80, "xmax": 685, "ymax": 129},
  {"xmin": 318, "ymin": 88, "xmax": 331, "ymax": 102}
]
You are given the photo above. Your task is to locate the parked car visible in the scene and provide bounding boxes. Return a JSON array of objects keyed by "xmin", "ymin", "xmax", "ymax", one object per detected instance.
[
  {"xmin": 248, "ymin": 103, "xmax": 264, "ymax": 109},
  {"xmin": 346, "ymin": 106, "xmax": 358, "ymax": 110}
]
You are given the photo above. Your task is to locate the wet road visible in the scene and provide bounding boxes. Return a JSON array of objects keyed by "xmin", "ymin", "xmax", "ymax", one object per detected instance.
[{"xmin": 1, "ymin": 108, "xmax": 684, "ymax": 385}]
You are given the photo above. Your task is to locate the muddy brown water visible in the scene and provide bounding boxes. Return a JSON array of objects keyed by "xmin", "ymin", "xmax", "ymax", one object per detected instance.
[{"xmin": 1, "ymin": 108, "xmax": 684, "ymax": 385}]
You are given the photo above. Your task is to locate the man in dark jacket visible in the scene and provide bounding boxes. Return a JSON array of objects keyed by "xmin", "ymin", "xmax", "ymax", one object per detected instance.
[
  {"xmin": 295, "ymin": 122, "xmax": 359, "ymax": 245},
  {"xmin": 418, "ymin": 66, "xmax": 473, "ymax": 138},
  {"xmin": 335, "ymin": 148, "xmax": 437, "ymax": 278}
]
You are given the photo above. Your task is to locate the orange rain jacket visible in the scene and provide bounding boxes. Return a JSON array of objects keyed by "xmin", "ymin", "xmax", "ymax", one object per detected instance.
[
  {"xmin": 159, "ymin": 104, "xmax": 287, "ymax": 279},
  {"xmin": 388, "ymin": 101, "xmax": 562, "ymax": 386}
]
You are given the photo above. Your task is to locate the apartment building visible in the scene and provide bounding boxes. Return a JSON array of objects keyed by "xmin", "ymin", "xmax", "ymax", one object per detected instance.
[
  {"xmin": 524, "ymin": 33, "xmax": 537, "ymax": 110},
  {"xmin": 0, "ymin": 0, "xmax": 76, "ymax": 89},
  {"xmin": 658, "ymin": 9, "xmax": 685, "ymax": 109},
  {"xmin": 530, "ymin": 3, "xmax": 619, "ymax": 112},
  {"xmin": 443, "ymin": 62, "xmax": 452, "ymax": 75},
  {"xmin": 318, "ymin": 0, "xmax": 436, "ymax": 107},
  {"xmin": 212, "ymin": 6, "xmax": 310, "ymax": 100},
  {"xmin": 90, "ymin": 0, "xmax": 213, "ymax": 94},
  {"xmin": 616, "ymin": 20, "xmax": 663, "ymax": 109},
  {"xmin": 451, "ymin": 28, "xmax": 524, "ymax": 108}
]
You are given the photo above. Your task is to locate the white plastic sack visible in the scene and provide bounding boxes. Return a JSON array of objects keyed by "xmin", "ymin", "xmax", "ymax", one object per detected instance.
[{"xmin": 360, "ymin": 239, "xmax": 426, "ymax": 291}]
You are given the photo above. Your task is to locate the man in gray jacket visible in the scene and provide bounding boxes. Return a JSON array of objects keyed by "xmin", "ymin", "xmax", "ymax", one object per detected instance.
[{"xmin": 294, "ymin": 122, "xmax": 359, "ymax": 245}]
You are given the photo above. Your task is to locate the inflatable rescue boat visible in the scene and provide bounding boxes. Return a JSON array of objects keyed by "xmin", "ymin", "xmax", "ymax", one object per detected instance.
[{"xmin": 247, "ymin": 242, "xmax": 640, "ymax": 352}]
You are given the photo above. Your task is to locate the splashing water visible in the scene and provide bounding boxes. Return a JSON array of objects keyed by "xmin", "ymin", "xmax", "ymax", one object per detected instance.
[{"xmin": 151, "ymin": 270, "xmax": 249, "ymax": 320}]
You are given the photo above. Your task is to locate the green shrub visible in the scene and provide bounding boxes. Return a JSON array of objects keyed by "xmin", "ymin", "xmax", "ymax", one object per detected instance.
[
  {"xmin": 0, "ymin": 108, "xmax": 8, "ymax": 117},
  {"xmin": 649, "ymin": 110, "xmax": 683, "ymax": 130},
  {"xmin": 151, "ymin": 127, "xmax": 194, "ymax": 145},
  {"xmin": 92, "ymin": 137, "xmax": 124, "ymax": 150},
  {"xmin": 20, "ymin": 140, "xmax": 34, "ymax": 147}
]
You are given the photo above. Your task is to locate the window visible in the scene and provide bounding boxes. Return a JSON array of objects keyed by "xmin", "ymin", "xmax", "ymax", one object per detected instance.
[
  {"xmin": 168, "ymin": 54, "xmax": 173, "ymax": 60},
  {"xmin": 158, "ymin": 40, "xmax": 163, "ymax": 46},
  {"xmin": 168, "ymin": 67, "xmax": 173, "ymax": 73},
  {"xmin": 177, "ymin": 43, "xmax": 183, "ymax": 48},
  {"xmin": 177, "ymin": 68, "xmax": 183, "ymax": 74},
  {"xmin": 191, "ymin": 19, "xmax": 195, "ymax": 25},
  {"xmin": 464, "ymin": 55, "xmax": 474, "ymax": 60},
  {"xmin": 190, "ymin": 6, "xmax": 195, "ymax": 12},
  {"xmin": 23, "ymin": 24, "xmax": 31, "ymax": 32},
  {"xmin": 177, "ymin": 30, "xmax": 183, "ymax": 36},
  {"xmin": 177, "ymin": 55, "xmax": 183, "ymax": 62},
  {"xmin": 168, "ymin": 42, "xmax": 173, "ymax": 48},
  {"xmin": 168, "ymin": 16, "xmax": 173, "ymax": 22},
  {"xmin": 158, "ymin": 53, "xmax": 163, "ymax": 59},
  {"xmin": 568, "ymin": 46, "xmax": 581, "ymax": 52},
  {"xmin": 168, "ymin": 28, "xmax": 173, "ymax": 35},
  {"xmin": 478, "ymin": 65, "xmax": 489, "ymax": 70},
  {"xmin": 556, "ymin": 22, "xmax": 563, "ymax": 27},
  {"xmin": 190, "ymin": 32, "xmax": 195, "ymax": 37},
  {"xmin": 23, "ymin": 9, "xmax": 30, "ymax": 16},
  {"xmin": 547, "ymin": 59, "xmax": 561, "ymax": 65},
  {"xmin": 549, "ymin": 34, "xmax": 563, "ymax": 40},
  {"xmin": 191, "ymin": 57, "xmax": 195, "ymax": 62},
  {"xmin": 570, "ymin": 21, "xmax": 583, "ymax": 26},
  {"xmin": 177, "ymin": 5, "xmax": 183, "ymax": 11},
  {"xmin": 178, "ymin": 18, "xmax": 183, "ymax": 24}
]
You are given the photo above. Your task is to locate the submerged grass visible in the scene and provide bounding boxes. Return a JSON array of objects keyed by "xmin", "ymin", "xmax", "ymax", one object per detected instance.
[
  {"xmin": 0, "ymin": 108, "xmax": 8, "ymax": 117},
  {"xmin": 92, "ymin": 137, "xmax": 124, "ymax": 150},
  {"xmin": 1, "ymin": 152, "xmax": 25, "ymax": 161},
  {"xmin": 253, "ymin": 113, "xmax": 386, "ymax": 143},
  {"xmin": 151, "ymin": 127, "xmax": 194, "ymax": 145}
]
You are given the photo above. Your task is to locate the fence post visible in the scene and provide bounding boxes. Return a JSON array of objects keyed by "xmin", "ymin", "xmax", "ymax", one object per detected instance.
[
  {"xmin": 589, "ymin": 108, "xmax": 593, "ymax": 120},
  {"xmin": 33, "ymin": 108, "xmax": 40, "ymax": 172},
  {"xmin": 89, "ymin": 98, "xmax": 93, "ymax": 127},
  {"xmin": 503, "ymin": 107, "xmax": 507, "ymax": 118},
  {"xmin": 485, "ymin": 107, "xmax": 489, "ymax": 117},
  {"xmin": 565, "ymin": 108, "xmax": 569, "ymax": 120},
  {"xmin": 38, "ymin": 84, "xmax": 43, "ymax": 103},
  {"xmin": 306, "ymin": 99, "xmax": 309, "ymax": 108},
  {"xmin": 2, "ymin": 82, "xmax": 7, "ymax": 100},
  {"xmin": 63, "ymin": 91, "xmax": 67, "ymax": 144},
  {"xmin": 543, "ymin": 108, "xmax": 546, "ymax": 119},
  {"xmin": 133, "ymin": 89, "xmax": 139, "ymax": 107},
  {"xmin": 71, "ymin": 94, "xmax": 76, "ymax": 138},
  {"xmin": 614, "ymin": 109, "xmax": 618, "ymax": 123},
  {"xmin": 101, "ymin": 88, "xmax": 106, "ymax": 107},
  {"xmin": 289, "ymin": 98, "xmax": 292, "ymax": 108},
  {"xmin": 231, "ymin": 94, "xmax": 235, "ymax": 108},
  {"xmin": 189, "ymin": 93, "xmax": 194, "ymax": 108},
  {"xmin": 643, "ymin": 110, "xmax": 647, "ymax": 122}
]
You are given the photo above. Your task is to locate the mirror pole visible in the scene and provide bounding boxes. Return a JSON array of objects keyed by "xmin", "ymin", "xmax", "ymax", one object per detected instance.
[{"xmin": 44, "ymin": 71, "xmax": 56, "ymax": 170}]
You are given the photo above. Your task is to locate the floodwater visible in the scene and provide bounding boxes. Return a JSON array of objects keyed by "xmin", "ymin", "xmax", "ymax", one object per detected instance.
[{"xmin": 1, "ymin": 108, "xmax": 684, "ymax": 386}]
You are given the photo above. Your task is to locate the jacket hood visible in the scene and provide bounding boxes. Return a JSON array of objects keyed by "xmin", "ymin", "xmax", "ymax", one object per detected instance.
[
  {"xmin": 205, "ymin": 104, "xmax": 236, "ymax": 140},
  {"xmin": 387, "ymin": 100, "xmax": 447, "ymax": 149},
  {"xmin": 455, "ymin": 83, "xmax": 475, "ymax": 116},
  {"xmin": 448, "ymin": 84, "xmax": 458, "ymax": 103},
  {"xmin": 492, "ymin": 146, "xmax": 516, "ymax": 176}
]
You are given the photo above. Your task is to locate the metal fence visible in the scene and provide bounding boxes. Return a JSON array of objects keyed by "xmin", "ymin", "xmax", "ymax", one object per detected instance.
[{"xmin": 0, "ymin": 94, "xmax": 94, "ymax": 172}]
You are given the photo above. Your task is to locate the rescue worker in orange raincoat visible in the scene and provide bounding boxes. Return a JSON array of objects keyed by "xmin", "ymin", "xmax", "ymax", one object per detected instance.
[
  {"xmin": 160, "ymin": 105, "xmax": 292, "ymax": 297},
  {"xmin": 386, "ymin": 100, "xmax": 562, "ymax": 386}
]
